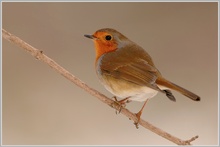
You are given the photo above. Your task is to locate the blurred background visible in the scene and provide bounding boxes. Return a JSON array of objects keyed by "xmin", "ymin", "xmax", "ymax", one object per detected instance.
[{"xmin": 2, "ymin": 2, "xmax": 218, "ymax": 145}]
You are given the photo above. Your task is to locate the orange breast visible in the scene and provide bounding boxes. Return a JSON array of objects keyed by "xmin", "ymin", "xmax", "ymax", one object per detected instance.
[{"xmin": 94, "ymin": 40, "xmax": 117, "ymax": 61}]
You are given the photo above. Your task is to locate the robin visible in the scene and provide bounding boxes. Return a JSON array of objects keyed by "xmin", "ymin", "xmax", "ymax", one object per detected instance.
[{"xmin": 84, "ymin": 28, "xmax": 200, "ymax": 128}]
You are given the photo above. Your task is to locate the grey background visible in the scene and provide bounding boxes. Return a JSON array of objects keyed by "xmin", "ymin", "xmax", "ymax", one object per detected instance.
[{"xmin": 2, "ymin": 2, "xmax": 218, "ymax": 145}]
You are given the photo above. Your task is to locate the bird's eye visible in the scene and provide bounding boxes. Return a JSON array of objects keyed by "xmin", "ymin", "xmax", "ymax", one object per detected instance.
[{"xmin": 105, "ymin": 35, "xmax": 112, "ymax": 41}]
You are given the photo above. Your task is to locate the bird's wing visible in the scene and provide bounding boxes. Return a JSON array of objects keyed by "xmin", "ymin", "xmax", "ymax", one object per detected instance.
[{"xmin": 100, "ymin": 57, "xmax": 161, "ymax": 91}]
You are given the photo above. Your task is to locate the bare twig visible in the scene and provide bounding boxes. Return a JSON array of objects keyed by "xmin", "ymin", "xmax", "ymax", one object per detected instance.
[{"xmin": 2, "ymin": 29, "xmax": 199, "ymax": 145}]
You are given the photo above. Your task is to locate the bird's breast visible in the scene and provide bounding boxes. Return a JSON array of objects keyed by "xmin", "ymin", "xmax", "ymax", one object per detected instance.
[{"xmin": 96, "ymin": 68, "xmax": 158, "ymax": 102}]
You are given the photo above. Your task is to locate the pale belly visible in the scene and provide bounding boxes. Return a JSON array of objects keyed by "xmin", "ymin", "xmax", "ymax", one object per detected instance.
[{"xmin": 98, "ymin": 74, "xmax": 159, "ymax": 102}]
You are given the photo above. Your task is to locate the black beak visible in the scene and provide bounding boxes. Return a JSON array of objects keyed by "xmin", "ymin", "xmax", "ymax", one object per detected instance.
[{"xmin": 84, "ymin": 34, "xmax": 96, "ymax": 39}]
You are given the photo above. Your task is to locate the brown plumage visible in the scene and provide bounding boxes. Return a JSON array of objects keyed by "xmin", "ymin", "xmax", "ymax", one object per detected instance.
[{"xmin": 85, "ymin": 28, "xmax": 200, "ymax": 126}]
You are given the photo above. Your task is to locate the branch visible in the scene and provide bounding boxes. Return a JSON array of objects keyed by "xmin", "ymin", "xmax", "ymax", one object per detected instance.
[{"xmin": 2, "ymin": 29, "xmax": 199, "ymax": 145}]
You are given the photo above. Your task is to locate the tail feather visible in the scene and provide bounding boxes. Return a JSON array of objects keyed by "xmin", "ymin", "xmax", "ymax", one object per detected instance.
[
  {"xmin": 163, "ymin": 89, "xmax": 176, "ymax": 102},
  {"xmin": 157, "ymin": 78, "xmax": 200, "ymax": 101}
]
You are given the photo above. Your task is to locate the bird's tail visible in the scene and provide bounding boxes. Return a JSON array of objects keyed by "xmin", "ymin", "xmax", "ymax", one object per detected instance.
[{"xmin": 156, "ymin": 78, "xmax": 200, "ymax": 101}]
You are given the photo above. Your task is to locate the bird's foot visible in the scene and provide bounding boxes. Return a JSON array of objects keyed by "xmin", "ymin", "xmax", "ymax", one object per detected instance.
[
  {"xmin": 112, "ymin": 96, "xmax": 131, "ymax": 114},
  {"xmin": 133, "ymin": 111, "xmax": 142, "ymax": 129},
  {"xmin": 133, "ymin": 99, "xmax": 148, "ymax": 129}
]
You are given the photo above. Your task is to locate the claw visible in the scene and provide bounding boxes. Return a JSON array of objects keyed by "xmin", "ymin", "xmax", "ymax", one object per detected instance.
[
  {"xmin": 134, "ymin": 122, "xmax": 139, "ymax": 129},
  {"xmin": 134, "ymin": 110, "xmax": 142, "ymax": 129},
  {"xmin": 112, "ymin": 96, "xmax": 130, "ymax": 114},
  {"xmin": 133, "ymin": 99, "xmax": 149, "ymax": 129}
]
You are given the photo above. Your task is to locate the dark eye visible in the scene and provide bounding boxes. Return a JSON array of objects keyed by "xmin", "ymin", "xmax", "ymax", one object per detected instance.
[{"xmin": 105, "ymin": 35, "xmax": 112, "ymax": 41}]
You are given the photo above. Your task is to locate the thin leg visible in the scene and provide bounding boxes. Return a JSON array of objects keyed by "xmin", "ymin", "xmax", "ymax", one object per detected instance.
[
  {"xmin": 113, "ymin": 96, "xmax": 131, "ymax": 104},
  {"xmin": 134, "ymin": 99, "xmax": 149, "ymax": 129}
]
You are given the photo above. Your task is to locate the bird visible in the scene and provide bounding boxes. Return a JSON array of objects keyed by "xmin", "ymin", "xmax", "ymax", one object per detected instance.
[{"xmin": 84, "ymin": 28, "xmax": 200, "ymax": 128}]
